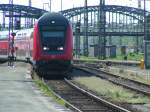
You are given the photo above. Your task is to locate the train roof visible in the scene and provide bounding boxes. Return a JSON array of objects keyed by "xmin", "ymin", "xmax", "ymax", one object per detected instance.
[
  {"xmin": 0, "ymin": 31, "xmax": 9, "ymax": 39},
  {"xmin": 38, "ymin": 12, "xmax": 69, "ymax": 26},
  {"xmin": 0, "ymin": 29, "xmax": 33, "ymax": 40},
  {"xmin": 15, "ymin": 28, "xmax": 33, "ymax": 39},
  {"xmin": 0, "ymin": 30, "xmax": 18, "ymax": 39}
]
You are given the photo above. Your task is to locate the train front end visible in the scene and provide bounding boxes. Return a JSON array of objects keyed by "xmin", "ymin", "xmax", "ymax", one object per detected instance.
[{"xmin": 33, "ymin": 12, "xmax": 73, "ymax": 77}]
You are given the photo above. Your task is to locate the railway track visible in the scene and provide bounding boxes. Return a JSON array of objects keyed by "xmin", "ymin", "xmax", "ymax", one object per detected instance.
[
  {"xmin": 73, "ymin": 59, "xmax": 140, "ymax": 67},
  {"xmin": 44, "ymin": 78, "xmax": 130, "ymax": 112},
  {"xmin": 74, "ymin": 65, "xmax": 150, "ymax": 96}
]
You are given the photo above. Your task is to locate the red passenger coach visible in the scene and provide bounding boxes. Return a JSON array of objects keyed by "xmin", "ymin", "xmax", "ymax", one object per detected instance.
[
  {"xmin": 32, "ymin": 13, "xmax": 73, "ymax": 77},
  {"xmin": 0, "ymin": 40, "xmax": 8, "ymax": 55},
  {"xmin": 0, "ymin": 31, "xmax": 9, "ymax": 62}
]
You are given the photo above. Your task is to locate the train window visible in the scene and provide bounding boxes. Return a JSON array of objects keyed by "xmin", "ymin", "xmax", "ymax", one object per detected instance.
[
  {"xmin": 24, "ymin": 33, "xmax": 27, "ymax": 36},
  {"xmin": 41, "ymin": 31, "xmax": 65, "ymax": 53},
  {"xmin": 40, "ymin": 25, "xmax": 67, "ymax": 53},
  {"xmin": 42, "ymin": 31, "xmax": 64, "ymax": 38}
]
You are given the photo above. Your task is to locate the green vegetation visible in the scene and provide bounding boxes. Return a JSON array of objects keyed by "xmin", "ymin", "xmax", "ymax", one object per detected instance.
[
  {"xmin": 34, "ymin": 80, "xmax": 66, "ymax": 106},
  {"xmin": 79, "ymin": 56, "xmax": 98, "ymax": 61},
  {"xmin": 76, "ymin": 52, "xmax": 143, "ymax": 61},
  {"xmin": 74, "ymin": 77, "xmax": 150, "ymax": 105},
  {"xmin": 127, "ymin": 53, "xmax": 144, "ymax": 61},
  {"xmin": 109, "ymin": 67, "xmax": 150, "ymax": 86},
  {"xmin": 110, "ymin": 53, "xmax": 144, "ymax": 61}
]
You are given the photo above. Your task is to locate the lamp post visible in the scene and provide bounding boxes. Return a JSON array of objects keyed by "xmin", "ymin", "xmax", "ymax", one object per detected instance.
[
  {"xmin": 98, "ymin": 0, "xmax": 106, "ymax": 59},
  {"xmin": 8, "ymin": 0, "xmax": 14, "ymax": 66},
  {"xmin": 61, "ymin": 0, "xmax": 62, "ymax": 11},
  {"xmin": 83, "ymin": 0, "xmax": 88, "ymax": 56},
  {"xmin": 143, "ymin": 0, "xmax": 150, "ymax": 69},
  {"xmin": 144, "ymin": 0, "xmax": 145, "ymax": 40},
  {"xmin": 75, "ymin": 21, "xmax": 81, "ymax": 58},
  {"xmin": 50, "ymin": 0, "xmax": 51, "ymax": 12}
]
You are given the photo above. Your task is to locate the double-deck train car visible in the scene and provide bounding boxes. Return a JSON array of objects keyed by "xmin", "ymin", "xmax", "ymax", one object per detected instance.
[
  {"xmin": 0, "ymin": 12, "xmax": 73, "ymax": 77},
  {"xmin": 0, "ymin": 31, "xmax": 9, "ymax": 62}
]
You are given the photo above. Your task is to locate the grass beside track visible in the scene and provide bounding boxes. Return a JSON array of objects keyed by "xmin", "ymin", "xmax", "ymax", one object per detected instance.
[
  {"xmin": 74, "ymin": 76, "xmax": 150, "ymax": 106},
  {"xmin": 107, "ymin": 67, "xmax": 150, "ymax": 86},
  {"xmin": 78, "ymin": 53, "xmax": 143, "ymax": 61},
  {"xmin": 34, "ymin": 79, "xmax": 66, "ymax": 106}
]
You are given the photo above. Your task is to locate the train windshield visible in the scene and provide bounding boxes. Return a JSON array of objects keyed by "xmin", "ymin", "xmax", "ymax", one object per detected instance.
[
  {"xmin": 42, "ymin": 32, "xmax": 64, "ymax": 38},
  {"xmin": 40, "ymin": 26, "xmax": 66, "ymax": 53}
]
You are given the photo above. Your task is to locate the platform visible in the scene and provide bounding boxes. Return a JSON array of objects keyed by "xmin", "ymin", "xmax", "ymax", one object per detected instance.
[{"xmin": 0, "ymin": 62, "xmax": 72, "ymax": 112}]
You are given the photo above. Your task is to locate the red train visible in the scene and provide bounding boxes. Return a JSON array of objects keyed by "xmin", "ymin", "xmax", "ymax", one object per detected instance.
[
  {"xmin": 0, "ymin": 12, "xmax": 73, "ymax": 77},
  {"xmin": 0, "ymin": 31, "xmax": 9, "ymax": 62}
]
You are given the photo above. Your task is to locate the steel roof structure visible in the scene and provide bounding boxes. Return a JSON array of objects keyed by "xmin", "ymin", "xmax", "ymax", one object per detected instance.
[
  {"xmin": 0, "ymin": 4, "xmax": 47, "ymax": 19},
  {"xmin": 0, "ymin": 4, "xmax": 149, "ymax": 19},
  {"xmin": 60, "ymin": 5, "xmax": 150, "ymax": 21}
]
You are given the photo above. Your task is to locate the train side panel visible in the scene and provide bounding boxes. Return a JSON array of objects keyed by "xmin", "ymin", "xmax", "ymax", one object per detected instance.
[
  {"xmin": 0, "ymin": 40, "xmax": 8, "ymax": 55},
  {"xmin": 0, "ymin": 31, "xmax": 9, "ymax": 62},
  {"xmin": 33, "ymin": 23, "xmax": 41, "ymax": 61},
  {"xmin": 0, "ymin": 39, "xmax": 8, "ymax": 62},
  {"xmin": 15, "ymin": 29, "xmax": 33, "ymax": 61},
  {"xmin": 65, "ymin": 24, "xmax": 73, "ymax": 60}
]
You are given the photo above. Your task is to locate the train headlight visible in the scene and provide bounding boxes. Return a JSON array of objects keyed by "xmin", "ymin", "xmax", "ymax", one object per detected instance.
[
  {"xmin": 43, "ymin": 47, "xmax": 49, "ymax": 50},
  {"xmin": 57, "ymin": 47, "xmax": 63, "ymax": 51}
]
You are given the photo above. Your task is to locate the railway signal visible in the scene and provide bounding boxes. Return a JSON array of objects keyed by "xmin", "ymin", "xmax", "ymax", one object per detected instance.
[
  {"xmin": 8, "ymin": 32, "xmax": 16, "ymax": 66},
  {"xmin": 75, "ymin": 21, "xmax": 81, "ymax": 58}
]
